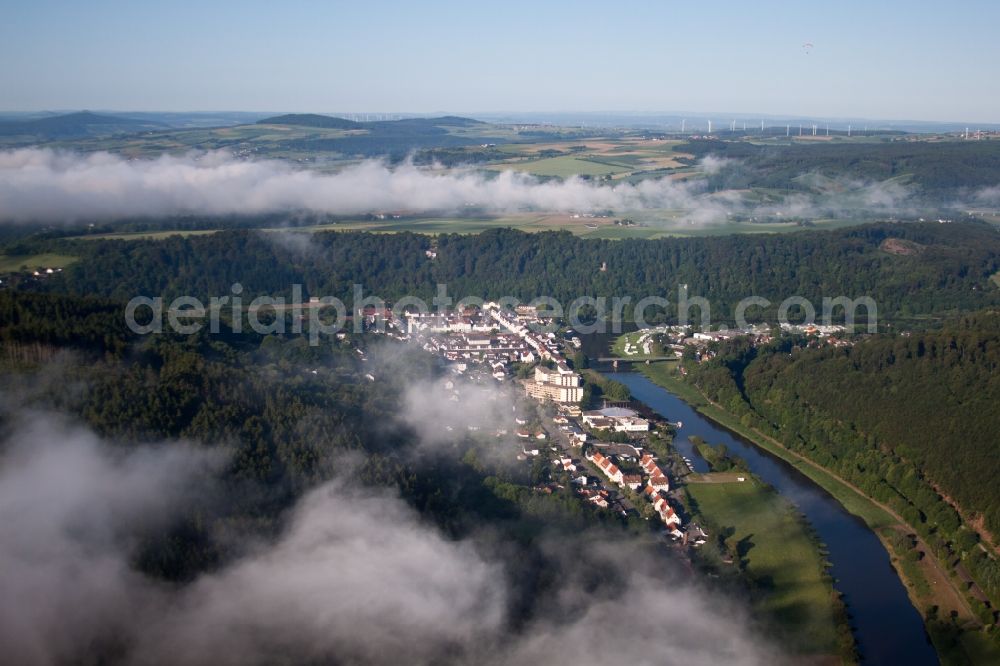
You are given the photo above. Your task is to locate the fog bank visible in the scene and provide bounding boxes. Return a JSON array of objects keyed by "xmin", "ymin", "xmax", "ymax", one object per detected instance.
[
  {"xmin": 0, "ymin": 148, "xmax": 709, "ymax": 223},
  {"xmin": 0, "ymin": 409, "xmax": 783, "ymax": 665}
]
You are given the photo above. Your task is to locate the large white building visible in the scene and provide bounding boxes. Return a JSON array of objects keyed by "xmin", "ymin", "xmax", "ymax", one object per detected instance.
[
  {"xmin": 525, "ymin": 363, "xmax": 583, "ymax": 404},
  {"xmin": 582, "ymin": 407, "xmax": 649, "ymax": 432}
]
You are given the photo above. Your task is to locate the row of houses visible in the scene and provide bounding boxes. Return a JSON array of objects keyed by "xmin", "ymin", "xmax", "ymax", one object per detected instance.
[
  {"xmin": 638, "ymin": 454, "xmax": 682, "ymax": 533},
  {"xmin": 406, "ymin": 311, "xmax": 495, "ymax": 334},
  {"xmin": 479, "ymin": 302, "xmax": 589, "ymax": 406},
  {"xmin": 586, "ymin": 450, "xmax": 640, "ymax": 492},
  {"xmin": 586, "ymin": 450, "xmax": 625, "ymax": 486},
  {"xmin": 484, "ymin": 303, "xmax": 564, "ymax": 362},
  {"xmin": 408, "ymin": 303, "xmax": 582, "ymax": 402},
  {"xmin": 584, "ymin": 448, "xmax": 682, "ymax": 532},
  {"xmin": 640, "ymin": 453, "xmax": 670, "ymax": 492},
  {"xmin": 421, "ymin": 332, "xmax": 536, "ymax": 367},
  {"xmin": 642, "ymin": 486, "xmax": 682, "ymax": 530}
]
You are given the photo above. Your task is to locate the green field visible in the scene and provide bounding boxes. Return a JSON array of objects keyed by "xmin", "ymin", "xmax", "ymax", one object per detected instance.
[
  {"xmin": 25, "ymin": 118, "xmax": 534, "ymax": 160},
  {"xmin": 686, "ymin": 477, "xmax": 842, "ymax": 655},
  {"xmin": 64, "ymin": 213, "xmax": 874, "ymax": 243},
  {"xmin": 301, "ymin": 214, "xmax": 870, "ymax": 239},
  {"xmin": 0, "ymin": 253, "xmax": 78, "ymax": 273},
  {"xmin": 277, "ymin": 216, "xmax": 566, "ymax": 235},
  {"xmin": 74, "ymin": 229, "xmax": 222, "ymax": 241},
  {"xmin": 493, "ymin": 155, "xmax": 631, "ymax": 178}
]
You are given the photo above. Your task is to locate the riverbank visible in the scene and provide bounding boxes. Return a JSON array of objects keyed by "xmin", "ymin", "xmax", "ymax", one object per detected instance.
[
  {"xmin": 684, "ymin": 474, "xmax": 851, "ymax": 658},
  {"xmin": 639, "ymin": 360, "xmax": 894, "ymax": 529},
  {"xmin": 633, "ymin": 359, "xmax": 999, "ymax": 665}
]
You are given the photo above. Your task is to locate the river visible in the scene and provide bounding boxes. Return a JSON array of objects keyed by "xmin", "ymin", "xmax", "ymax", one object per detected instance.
[{"xmin": 605, "ymin": 370, "xmax": 938, "ymax": 665}]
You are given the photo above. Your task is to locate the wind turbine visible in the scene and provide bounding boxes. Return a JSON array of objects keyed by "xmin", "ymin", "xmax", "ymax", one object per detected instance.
[
  {"xmin": 681, "ymin": 119, "xmax": 686, "ymax": 132},
  {"xmin": 707, "ymin": 119, "xmax": 712, "ymax": 133}
]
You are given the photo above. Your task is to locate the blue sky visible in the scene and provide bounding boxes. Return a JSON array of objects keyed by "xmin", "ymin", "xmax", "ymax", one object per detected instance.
[{"xmin": 2, "ymin": 0, "xmax": 998, "ymax": 122}]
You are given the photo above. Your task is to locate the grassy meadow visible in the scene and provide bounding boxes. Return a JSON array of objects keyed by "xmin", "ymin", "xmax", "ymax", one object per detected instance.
[
  {"xmin": 686, "ymin": 476, "xmax": 842, "ymax": 654},
  {"xmin": 59, "ymin": 213, "xmax": 872, "ymax": 244},
  {"xmin": 0, "ymin": 253, "xmax": 78, "ymax": 273}
]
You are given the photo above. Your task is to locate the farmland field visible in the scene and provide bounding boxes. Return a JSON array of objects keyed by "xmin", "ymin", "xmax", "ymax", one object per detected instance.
[
  {"xmin": 61, "ymin": 212, "xmax": 873, "ymax": 242},
  {"xmin": 492, "ymin": 155, "xmax": 630, "ymax": 178},
  {"xmin": 491, "ymin": 137, "xmax": 693, "ymax": 179},
  {"xmin": 73, "ymin": 229, "xmax": 223, "ymax": 241}
]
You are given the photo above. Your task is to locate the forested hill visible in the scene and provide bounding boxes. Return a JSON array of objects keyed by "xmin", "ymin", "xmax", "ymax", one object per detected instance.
[
  {"xmin": 683, "ymin": 313, "xmax": 1000, "ymax": 611},
  {"xmin": 257, "ymin": 114, "xmax": 362, "ymax": 129},
  {"xmin": 0, "ymin": 290, "xmax": 608, "ymax": 584},
  {"xmin": 0, "ymin": 111, "xmax": 167, "ymax": 139},
  {"xmin": 684, "ymin": 139, "xmax": 1000, "ymax": 197},
  {"xmin": 32, "ymin": 220, "xmax": 1000, "ymax": 321}
]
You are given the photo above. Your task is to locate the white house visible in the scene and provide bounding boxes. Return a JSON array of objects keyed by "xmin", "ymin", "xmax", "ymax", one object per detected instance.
[
  {"xmin": 648, "ymin": 473, "xmax": 670, "ymax": 493},
  {"xmin": 622, "ymin": 474, "xmax": 643, "ymax": 491},
  {"xmin": 653, "ymin": 497, "xmax": 682, "ymax": 526}
]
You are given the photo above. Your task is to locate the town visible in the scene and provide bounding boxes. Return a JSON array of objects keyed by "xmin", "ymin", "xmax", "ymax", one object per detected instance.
[
  {"xmin": 349, "ymin": 298, "xmax": 869, "ymax": 549},
  {"xmin": 357, "ymin": 301, "xmax": 720, "ymax": 544}
]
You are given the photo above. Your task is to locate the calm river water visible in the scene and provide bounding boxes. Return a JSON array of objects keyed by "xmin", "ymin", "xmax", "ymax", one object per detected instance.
[{"xmin": 606, "ymin": 370, "xmax": 938, "ymax": 665}]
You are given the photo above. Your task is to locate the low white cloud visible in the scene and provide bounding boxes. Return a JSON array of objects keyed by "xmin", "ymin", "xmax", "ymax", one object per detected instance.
[
  {"xmin": 0, "ymin": 411, "xmax": 504, "ymax": 665},
  {"xmin": 972, "ymin": 185, "xmax": 1000, "ymax": 206},
  {"xmin": 3, "ymin": 147, "xmax": 991, "ymax": 229},
  {"xmin": 400, "ymin": 376, "xmax": 518, "ymax": 448},
  {"xmin": 0, "ymin": 148, "xmax": 712, "ymax": 223},
  {"xmin": 496, "ymin": 571, "xmax": 777, "ymax": 666},
  {"xmin": 0, "ymin": 409, "xmax": 783, "ymax": 665},
  {"xmin": 699, "ymin": 154, "xmax": 734, "ymax": 175},
  {"xmin": 0, "ymin": 413, "xmax": 222, "ymax": 666},
  {"xmin": 137, "ymin": 482, "xmax": 506, "ymax": 665}
]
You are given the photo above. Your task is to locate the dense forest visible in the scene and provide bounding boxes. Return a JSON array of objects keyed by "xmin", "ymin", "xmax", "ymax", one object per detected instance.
[
  {"xmin": 682, "ymin": 313, "xmax": 1000, "ymax": 620},
  {"xmin": 0, "ymin": 290, "xmax": 622, "ymax": 593},
  {"xmin": 13, "ymin": 220, "xmax": 1000, "ymax": 324},
  {"xmin": 684, "ymin": 139, "xmax": 1000, "ymax": 197},
  {"xmin": 4, "ymin": 218, "xmax": 1000, "ymax": 660}
]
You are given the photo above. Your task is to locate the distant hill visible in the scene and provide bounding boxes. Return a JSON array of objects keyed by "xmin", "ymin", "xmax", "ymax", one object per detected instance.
[
  {"xmin": 2, "ymin": 111, "xmax": 502, "ymax": 158},
  {"xmin": 257, "ymin": 114, "xmax": 362, "ymax": 129},
  {"xmin": 372, "ymin": 116, "xmax": 486, "ymax": 128},
  {"xmin": 109, "ymin": 111, "xmax": 275, "ymax": 129},
  {"xmin": 254, "ymin": 114, "xmax": 498, "ymax": 157},
  {"xmin": 0, "ymin": 111, "xmax": 168, "ymax": 139},
  {"xmin": 257, "ymin": 114, "xmax": 486, "ymax": 130}
]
